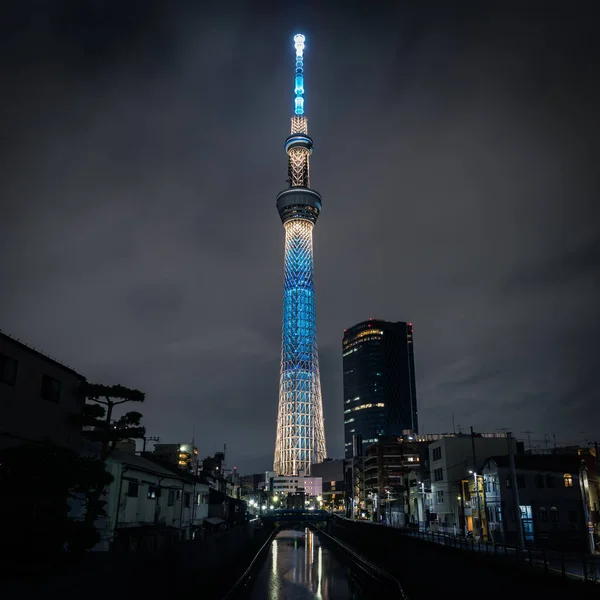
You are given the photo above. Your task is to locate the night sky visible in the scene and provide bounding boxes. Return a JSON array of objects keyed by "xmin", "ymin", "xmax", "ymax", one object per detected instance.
[{"xmin": 1, "ymin": 2, "xmax": 598, "ymax": 472}]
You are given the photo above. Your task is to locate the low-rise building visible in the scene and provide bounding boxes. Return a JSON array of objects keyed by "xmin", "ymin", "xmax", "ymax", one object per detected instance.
[
  {"xmin": 407, "ymin": 470, "xmax": 432, "ymax": 530},
  {"xmin": 312, "ymin": 459, "xmax": 345, "ymax": 511},
  {"xmin": 268, "ymin": 474, "xmax": 322, "ymax": 498},
  {"xmin": 482, "ymin": 453, "xmax": 598, "ymax": 552},
  {"xmin": 363, "ymin": 436, "xmax": 425, "ymax": 524},
  {"xmin": 153, "ymin": 442, "xmax": 199, "ymax": 474},
  {"xmin": 0, "ymin": 330, "xmax": 86, "ymax": 450},
  {"xmin": 428, "ymin": 433, "xmax": 518, "ymax": 536},
  {"xmin": 88, "ymin": 450, "xmax": 209, "ymax": 551},
  {"xmin": 240, "ymin": 473, "xmax": 264, "ymax": 496}
]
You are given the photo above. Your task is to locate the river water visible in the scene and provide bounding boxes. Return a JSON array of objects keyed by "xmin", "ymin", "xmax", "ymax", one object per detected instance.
[{"xmin": 248, "ymin": 528, "xmax": 366, "ymax": 599}]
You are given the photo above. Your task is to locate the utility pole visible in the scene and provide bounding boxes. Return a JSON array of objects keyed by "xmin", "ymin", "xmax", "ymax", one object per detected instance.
[
  {"xmin": 507, "ymin": 432, "xmax": 525, "ymax": 550},
  {"xmin": 142, "ymin": 435, "xmax": 160, "ymax": 453},
  {"xmin": 523, "ymin": 430, "xmax": 533, "ymax": 453},
  {"xmin": 470, "ymin": 426, "xmax": 483, "ymax": 540}
]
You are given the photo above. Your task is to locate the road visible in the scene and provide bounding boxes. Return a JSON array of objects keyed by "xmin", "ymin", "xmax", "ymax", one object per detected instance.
[{"xmin": 248, "ymin": 528, "xmax": 367, "ymax": 599}]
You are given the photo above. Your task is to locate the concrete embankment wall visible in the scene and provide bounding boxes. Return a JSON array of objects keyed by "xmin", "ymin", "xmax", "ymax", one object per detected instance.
[{"xmin": 329, "ymin": 518, "xmax": 593, "ymax": 600}]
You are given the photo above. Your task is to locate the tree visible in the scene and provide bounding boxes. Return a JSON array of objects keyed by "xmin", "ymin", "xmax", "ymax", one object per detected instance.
[
  {"xmin": 0, "ymin": 442, "xmax": 110, "ymax": 562},
  {"xmin": 70, "ymin": 382, "xmax": 146, "ymax": 551},
  {"xmin": 79, "ymin": 383, "xmax": 146, "ymax": 461}
]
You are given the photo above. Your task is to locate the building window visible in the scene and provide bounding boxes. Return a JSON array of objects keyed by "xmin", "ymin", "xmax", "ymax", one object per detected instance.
[
  {"xmin": 184, "ymin": 492, "xmax": 191, "ymax": 507},
  {"xmin": 539, "ymin": 507, "xmax": 548, "ymax": 522},
  {"xmin": 436, "ymin": 490, "xmax": 444, "ymax": 503},
  {"xmin": 546, "ymin": 474, "xmax": 555, "ymax": 488},
  {"xmin": 563, "ymin": 473, "xmax": 573, "ymax": 488},
  {"xmin": 535, "ymin": 474, "xmax": 544, "ymax": 489},
  {"xmin": 550, "ymin": 507, "xmax": 559, "ymax": 522},
  {"xmin": 0, "ymin": 354, "xmax": 19, "ymax": 386},
  {"xmin": 434, "ymin": 468, "xmax": 443, "ymax": 482},
  {"xmin": 168, "ymin": 490, "xmax": 175, "ymax": 506},
  {"xmin": 492, "ymin": 478, "xmax": 497, "ymax": 492},
  {"xmin": 196, "ymin": 493, "xmax": 202, "ymax": 505},
  {"xmin": 148, "ymin": 486, "xmax": 160, "ymax": 500},
  {"xmin": 127, "ymin": 481, "xmax": 139, "ymax": 498},
  {"xmin": 506, "ymin": 477, "xmax": 512, "ymax": 488},
  {"xmin": 432, "ymin": 447, "xmax": 442, "ymax": 461},
  {"xmin": 517, "ymin": 475, "xmax": 526, "ymax": 489},
  {"xmin": 40, "ymin": 374, "xmax": 61, "ymax": 403}
]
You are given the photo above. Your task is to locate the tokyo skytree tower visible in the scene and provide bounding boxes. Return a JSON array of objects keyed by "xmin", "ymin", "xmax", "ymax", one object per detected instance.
[{"xmin": 273, "ymin": 34, "xmax": 327, "ymax": 476}]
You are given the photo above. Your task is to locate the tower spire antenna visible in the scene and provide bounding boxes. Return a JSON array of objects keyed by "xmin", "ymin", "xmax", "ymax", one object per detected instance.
[
  {"xmin": 293, "ymin": 33, "xmax": 305, "ymax": 115},
  {"xmin": 274, "ymin": 34, "xmax": 326, "ymax": 477}
]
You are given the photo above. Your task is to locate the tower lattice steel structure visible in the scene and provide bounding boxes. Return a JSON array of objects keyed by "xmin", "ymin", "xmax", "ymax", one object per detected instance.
[{"xmin": 273, "ymin": 34, "xmax": 326, "ymax": 476}]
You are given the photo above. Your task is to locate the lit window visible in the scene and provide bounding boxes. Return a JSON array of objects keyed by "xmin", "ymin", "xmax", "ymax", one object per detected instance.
[{"xmin": 563, "ymin": 473, "xmax": 573, "ymax": 488}]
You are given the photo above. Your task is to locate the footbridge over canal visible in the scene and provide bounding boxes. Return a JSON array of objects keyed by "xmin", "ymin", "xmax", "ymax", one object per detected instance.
[{"xmin": 260, "ymin": 508, "xmax": 330, "ymax": 528}]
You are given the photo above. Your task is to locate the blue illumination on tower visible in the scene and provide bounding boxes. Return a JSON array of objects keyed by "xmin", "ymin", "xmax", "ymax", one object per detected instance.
[
  {"xmin": 293, "ymin": 33, "xmax": 305, "ymax": 115},
  {"xmin": 274, "ymin": 34, "xmax": 327, "ymax": 476}
]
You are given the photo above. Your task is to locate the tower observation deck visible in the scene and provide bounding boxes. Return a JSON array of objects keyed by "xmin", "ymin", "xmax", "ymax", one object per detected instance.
[{"xmin": 273, "ymin": 34, "xmax": 327, "ymax": 476}]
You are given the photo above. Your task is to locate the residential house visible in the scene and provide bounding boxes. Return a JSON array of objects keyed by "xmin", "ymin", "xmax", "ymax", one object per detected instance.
[
  {"xmin": 482, "ymin": 453, "xmax": 598, "ymax": 552},
  {"xmin": 91, "ymin": 450, "xmax": 209, "ymax": 551},
  {"xmin": 0, "ymin": 330, "xmax": 86, "ymax": 450},
  {"xmin": 428, "ymin": 433, "xmax": 518, "ymax": 536}
]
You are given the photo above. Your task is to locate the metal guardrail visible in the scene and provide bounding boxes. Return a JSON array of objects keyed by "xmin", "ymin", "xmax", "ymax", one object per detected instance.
[
  {"xmin": 334, "ymin": 516, "xmax": 600, "ymax": 585},
  {"xmin": 312, "ymin": 525, "xmax": 409, "ymax": 599},
  {"xmin": 220, "ymin": 526, "xmax": 280, "ymax": 600}
]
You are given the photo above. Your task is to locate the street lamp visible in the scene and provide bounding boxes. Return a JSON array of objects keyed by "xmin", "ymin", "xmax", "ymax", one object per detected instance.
[
  {"xmin": 418, "ymin": 482, "xmax": 425, "ymax": 531},
  {"xmin": 469, "ymin": 470, "xmax": 483, "ymax": 539}
]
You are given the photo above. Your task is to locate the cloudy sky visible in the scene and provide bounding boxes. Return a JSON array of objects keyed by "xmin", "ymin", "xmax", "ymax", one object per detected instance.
[{"xmin": 1, "ymin": 2, "xmax": 598, "ymax": 472}]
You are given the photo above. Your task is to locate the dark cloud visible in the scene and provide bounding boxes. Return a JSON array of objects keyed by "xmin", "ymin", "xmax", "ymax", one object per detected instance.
[
  {"xmin": 1, "ymin": 1, "xmax": 599, "ymax": 471},
  {"xmin": 504, "ymin": 235, "xmax": 600, "ymax": 291}
]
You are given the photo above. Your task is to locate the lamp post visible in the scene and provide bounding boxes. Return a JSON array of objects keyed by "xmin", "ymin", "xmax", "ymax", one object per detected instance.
[
  {"xmin": 418, "ymin": 481, "xmax": 426, "ymax": 531},
  {"xmin": 469, "ymin": 470, "xmax": 483, "ymax": 540}
]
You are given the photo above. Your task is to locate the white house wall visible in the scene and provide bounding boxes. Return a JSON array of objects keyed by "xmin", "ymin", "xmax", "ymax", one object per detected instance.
[{"xmin": 94, "ymin": 458, "xmax": 209, "ymax": 550}]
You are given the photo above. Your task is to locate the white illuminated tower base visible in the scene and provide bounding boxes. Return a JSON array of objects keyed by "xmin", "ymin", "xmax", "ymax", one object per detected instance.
[{"xmin": 273, "ymin": 34, "xmax": 327, "ymax": 476}]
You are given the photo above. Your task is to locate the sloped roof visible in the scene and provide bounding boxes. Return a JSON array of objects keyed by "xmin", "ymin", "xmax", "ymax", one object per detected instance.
[
  {"xmin": 110, "ymin": 450, "xmax": 186, "ymax": 478},
  {"xmin": 0, "ymin": 329, "xmax": 85, "ymax": 378}
]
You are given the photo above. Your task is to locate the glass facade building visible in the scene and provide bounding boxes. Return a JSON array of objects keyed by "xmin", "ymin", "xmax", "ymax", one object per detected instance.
[{"xmin": 342, "ymin": 319, "xmax": 418, "ymax": 458}]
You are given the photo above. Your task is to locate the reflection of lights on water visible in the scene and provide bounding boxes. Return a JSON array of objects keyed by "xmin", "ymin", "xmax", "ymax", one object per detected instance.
[
  {"xmin": 316, "ymin": 545, "xmax": 323, "ymax": 599},
  {"xmin": 272, "ymin": 539, "xmax": 278, "ymax": 576}
]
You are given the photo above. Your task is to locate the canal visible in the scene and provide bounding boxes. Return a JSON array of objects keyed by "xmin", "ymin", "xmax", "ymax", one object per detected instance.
[{"xmin": 248, "ymin": 528, "xmax": 367, "ymax": 599}]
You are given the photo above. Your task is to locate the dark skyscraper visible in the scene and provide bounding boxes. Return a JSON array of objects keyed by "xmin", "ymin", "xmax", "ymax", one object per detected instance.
[{"xmin": 342, "ymin": 319, "xmax": 418, "ymax": 458}]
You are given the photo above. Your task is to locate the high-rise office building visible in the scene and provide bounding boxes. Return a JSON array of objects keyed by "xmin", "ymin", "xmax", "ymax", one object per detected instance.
[
  {"xmin": 273, "ymin": 34, "xmax": 327, "ymax": 476},
  {"xmin": 342, "ymin": 319, "xmax": 418, "ymax": 458}
]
